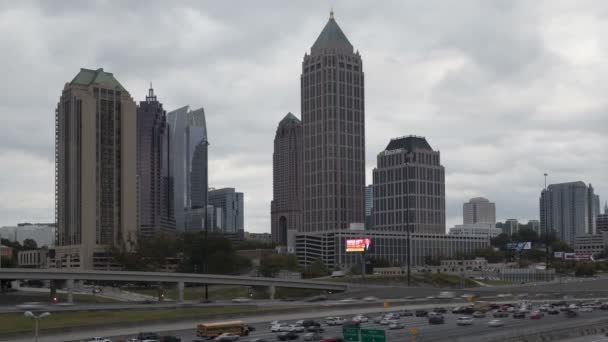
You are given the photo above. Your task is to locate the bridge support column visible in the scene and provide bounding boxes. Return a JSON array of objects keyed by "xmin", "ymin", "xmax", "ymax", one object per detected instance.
[
  {"xmin": 269, "ymin": 285, "xmax": 276, "ymax": 300},
  {"xmin": 177, "ymin": 281, "xmax": 184, "ymax": 303},
  {"xmin": 66, "ymin": 279, "xmax": 74, "ymax": 303}
]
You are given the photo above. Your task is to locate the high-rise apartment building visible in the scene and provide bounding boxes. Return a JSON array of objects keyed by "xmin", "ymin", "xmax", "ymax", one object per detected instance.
[
  {"xmin": 137, "ymin": 86, "xmax": 175, "ymax": 238},
  {"xmin": 540, "ymin": 181, "xmax": 600, "ymax": 246},
  {"xmin": 372, "ymin": 136, "xmax": 446, "ymax": 234},
  {"xmin": 271, "ymin": 113, "xmax": 303, "ymax": 245},
  {"xmin": 463, "ymin": 197, "xmax": 496, "ymax": 225},
  {"xmin": 301, "ymin": 11, "xmax": 365, "ymax": 232},
  {"xmin": 596, "ymin": 203, "xmax": 608, "ymax": 233},
  {"xmin": 365, "ymin": 185, "xmax": 374, "ymax": 229},
  {"xmin": 54, "ymin": 68, "xmax": 137, "ymax": 269},
  {"xmin": 167, "ymin": 106, "xmax": 208, "ymax": 232},
  {"xmin": 208, "ymin": 188, "xmax": 244, "ymax": 233}
]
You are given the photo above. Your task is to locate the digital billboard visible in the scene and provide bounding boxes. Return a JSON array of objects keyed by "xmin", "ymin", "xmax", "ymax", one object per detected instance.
[{"xmin": 346, "ymin": 238, "xmax": 372, "ymax": 252}]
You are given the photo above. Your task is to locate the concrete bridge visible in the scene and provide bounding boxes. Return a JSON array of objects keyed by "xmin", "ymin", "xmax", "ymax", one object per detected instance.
[{"xmin": 0, "ymin": 268, "xmax": 347, "ymax": 302}]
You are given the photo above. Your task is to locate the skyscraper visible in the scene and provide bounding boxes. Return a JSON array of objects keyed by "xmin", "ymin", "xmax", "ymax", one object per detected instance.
[
  {"xmin": 137, "ymin": 85, "xmax": 175, "ymax": 238},
  {"xmin": 463, "ymin": 197, "xmax": 496, "ymax": 225},
  {"xmin": 167, "ymin": 106, "xmax": 208, "ymax": 232},
  {"xmin": 597, "ymin": 202, "xmax": 608, "ymax": 233},
  {"xmin": 372, "ymin": 136, "xmax": 446, "ymax": 234},
  {"xmin": 540, "ymin": 181, "xmax": 600, "ymax": 246},
  {"xmin": 365, "ymin": 185, "xmax": 374, "ymax": 229},
  {"xmin": 208, "ymin": 188, "xmax": 244, "ymax": 233},
  {"xmin": 55, "ymin": 68, "xmax": 137, "ymax": 269},
  {"xmin": 301, "ymin": 11, "xmax": 365, "ymax": 232},
  {"xmin": 271, "ymin": 113, "xmax": 303, "ymax": 245}
]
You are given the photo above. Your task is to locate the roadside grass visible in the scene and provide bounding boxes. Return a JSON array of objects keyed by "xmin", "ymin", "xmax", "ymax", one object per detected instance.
[
  {"xmin": 325, "ymin": 273, "xmax": 477, "ymax": 288},
  {"xmin": 128, "ymin": 285, "xmax": 324, "ymax": 301},
  {"xmin": 56, "ymin": 293, "xmax": 118, "ymax": 303},
  {"xmin": 0, "ymin": 305, "xmax": 279, "ymax": 334}
]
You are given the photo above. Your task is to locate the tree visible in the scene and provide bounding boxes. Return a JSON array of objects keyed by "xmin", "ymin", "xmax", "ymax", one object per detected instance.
[
  {"xmin": 551, "ymin": 240, "xmax": 573, "ymax": 253},
  {"xmin": 473, "ymin": 247, "xmax": 505, "ymax": 263},
  {"xmin": 490, "ymin": 234, "xmax": 510, "ymax": 250},
  {"xmin": 258, "ymin": 254, "xmax": 293, "ymax": 277},
  {"xmin": 575, "ymin": 263, "xmax": 596, "ymax": 277},
  {"xmin": 512, "ymin": 228, "xmax": 539, "ymax": 245},
  {"xmin": 22, "ymin": 239, "xmax": 38, "ymax": 250},
  {"xmin": 303, "ymin": 258, "xmax": 329, "ymax": 278}
]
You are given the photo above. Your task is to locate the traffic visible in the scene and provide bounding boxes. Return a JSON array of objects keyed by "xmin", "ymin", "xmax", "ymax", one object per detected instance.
[{"xmin": 77, "ymin": 299, "xmax": 608, "ymax": 342}]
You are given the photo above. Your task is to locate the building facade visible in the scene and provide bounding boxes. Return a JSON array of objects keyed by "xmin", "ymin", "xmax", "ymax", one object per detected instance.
[
  {"xmin": 528, "ymin": 220, "xmax": 541, "ymax": 235},
  {"xmin": 167, "ymin": 106, "xmax": 208, "ymax": 232},
  {"xmin": 598, "ymin": 203, "xmax": 608, "ymax": 233},
  {"xmin": 365, "ymin": 185, "xmax": 374, "ymax": 229},
  {"xmin": 301, "ymin": 11, "xmax": 365, "ymax": 233},
  {"xmin": 540, "ymin": 181, "xmax": 600, "ymax": 246},
  {"xmin": 295, "ymin": 230, "xmax": 488, "ymax": 269},
  {"xmin": 54, "ymin": 68, "xmax": 138, "ymax": 270},
  {"xmin": 502, "ymin": 219, "xmax": 520, "ymax": 236},
  {"xmin": 271, "ymin": 113, "xmax": 303, "ymax": 245},
  {"xmin": 136, "ymin": 86, "xmax": 175, "ymax": 238},
  {"xmin": 574, "ymin": 233, "xmax": 607, "ymax": 257},
  {"xmin": 448, "ymin": 223, "xmax": 502, "ymax": 238},
  {"xmin": 463, "ymin": 197, "xmax": 496, "ymax": 225},
  {"xmin": 208, "ymin": 188, "xmax": 244, "ymax": 234},
  {"xmin": 372, "ymin": 136, "xmax": 446, "ymax": 234}
]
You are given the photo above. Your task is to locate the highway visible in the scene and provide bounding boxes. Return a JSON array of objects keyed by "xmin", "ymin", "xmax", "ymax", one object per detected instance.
[{"xmin": 7, "ymin": 301, "xmax": 608, "ymax": 342}]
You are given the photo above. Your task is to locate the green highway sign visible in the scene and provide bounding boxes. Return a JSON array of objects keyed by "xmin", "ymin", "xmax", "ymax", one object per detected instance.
[
  {"xmin": 361, "ymin": 328, "xmax": 386, "ymax": 342},
  {"xmin": 342, "ymin": 326, "xmax": 360, "ymax": 341}
]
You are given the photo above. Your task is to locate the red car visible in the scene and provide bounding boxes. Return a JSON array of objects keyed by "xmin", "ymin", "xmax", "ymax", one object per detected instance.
[{"xmin": 530, "ymin": 312, "xmax": 543, "ymax": 320}]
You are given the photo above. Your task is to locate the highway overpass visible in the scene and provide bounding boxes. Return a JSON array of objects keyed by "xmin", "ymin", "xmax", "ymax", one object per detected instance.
[{"xmin": 0, "ymin": 268, "xmax": 347, "ymax": 302}]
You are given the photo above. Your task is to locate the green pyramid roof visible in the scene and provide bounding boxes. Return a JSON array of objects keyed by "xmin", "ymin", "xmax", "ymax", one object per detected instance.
[
  {"xmin": 70, "ymin": 68, "xmax": 126, "ymax": 91},
  {"xmin": 311, "ymin": 12, "xmax": 353, "ymax": 53}
]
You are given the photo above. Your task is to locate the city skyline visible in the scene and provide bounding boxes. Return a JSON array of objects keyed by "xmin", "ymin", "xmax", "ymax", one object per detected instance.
[{"xmin": 1, "ymin": 2, "xmax": 607, "ymax": 232}]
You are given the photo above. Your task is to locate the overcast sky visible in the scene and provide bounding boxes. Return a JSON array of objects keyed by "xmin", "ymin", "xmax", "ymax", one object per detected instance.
[{"xmin": 0, "ymin": 1, "xmax": 606, "ymax": 232}]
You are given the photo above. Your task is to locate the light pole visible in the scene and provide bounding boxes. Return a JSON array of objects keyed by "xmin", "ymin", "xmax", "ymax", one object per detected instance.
[
  {"xmin": 544, "ymin": 173, "xmax": 549, "ymax": 276},
  {"xmin": 24, "ymin": 311, "xmax": 50, "ymax": 342}
]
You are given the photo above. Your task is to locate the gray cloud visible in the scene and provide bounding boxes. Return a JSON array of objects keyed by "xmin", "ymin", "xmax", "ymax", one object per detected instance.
[{"xmin": 0, "ymin": 1, "xmax": 606, "ymax": 232}]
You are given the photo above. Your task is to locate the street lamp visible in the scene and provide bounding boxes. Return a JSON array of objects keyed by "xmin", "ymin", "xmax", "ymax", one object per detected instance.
[{"xmin": 24, "ymin": 311, "xmax": 50, "ymax": 342}]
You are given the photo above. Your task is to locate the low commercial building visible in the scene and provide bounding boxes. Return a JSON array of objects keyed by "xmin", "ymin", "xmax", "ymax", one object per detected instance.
[
  {"xmin": 448, "ymin": 223, "xmax": 502, "ymax": 238},
  {"xmin": 574, "ymin": 234, "xmax": 607, "ymax": 257},
  {"xmin": 440, "ymin": 258, "xmax": 488, "ymax": 272},
  {"xmin": 1, "ymin": 245, "xmax": 13, "ymax": 260},
  {"xmin": 18, "ymin": 249, "xmax": 48, "ymax": 268},
  {"xmin": 295, "ymin": 230, "xmax": 489, "ymax": 270}
]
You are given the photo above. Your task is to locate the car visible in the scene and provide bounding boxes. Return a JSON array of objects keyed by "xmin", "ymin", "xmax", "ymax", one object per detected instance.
[
  {"xmin": 270, "ymin": 321, "xmax": 283, "ymax": 327},
  {"xmin": 363, "ymin": 296, "xmax": 378, "ymax": 302},
  {"xmin": 161, "ymin": 337, "xmax": 181, "ymax": 342},
  {"xmin": 278, "ymin": 332, "xmax": 299, "ymax": 341},
  {"xmin": 126, "ymin": 339, "xmax": 138, "ymax": 342},
  {"xmin": 579, "ymin": 307, "xmax": 593, "ymax": 312},
  {"xmin": 214, "ymin": 333, "xmax": 241, "ymax": 342},
  {"xmin": 513, "ymin": 311, "xmax": 526, "ymax": 319},
  {"xmin": 399, "ymin": 310, "xmax": 414, "ymax": 317},
  {"xmin": 415, "ymin": 310, "xmax": 428, "ymax": 317},
  {"xmin": 493, "ymin": 310, "xmax": 508, "ymax": 318},
  {"xmin": 271, "ymin": 324, "xmax": 288, "ymax": 332},
  {"xmin": 600, "ymin": 304, "xmax": 608, "ymax": 310},
  {"xmin": 306, "ymin": 326, "xmax": 324, "ymax": 333},
  {"xmin": 287, "ymin": 325, "xmax": 305, "ymax": 333},
  {"xmin": 456, "ymin": 317, "xmax": 473, "ymax": 326},
  {"xmin": 327, "ymin": 317, "xmax": 346, "ymax": 326},
  {"xmin": 428, "ymin": 315, "xmax": 445, "ymax": 325},
  {"xmin": 232, "ymin": 297, "xmax": 252, "ymax": 303},
  {"xmin": 138, "ymin": 333, "xmax": 160, "ymax": 341},
  {"xmin": 247, "ymin": 339, "xmax": 269, "ymax": 342},
  {"xmin": 388, "ymin": 322, "xmax": 404, "ymax": 330},
  {"xmin": 547, "ymin": 309, "xmax": 559, "ymax": 315},
  {"xmin": 433, "ymin": 307, "xmax": 447, "ymax": 314},
  {"xmin": 320, "ymin": 338, "xmax": 344, "ymax": 342},
  {"xmin": 87, "ymin": 338, "xmax": 111, "ymax": 342},
  {"xmin": 301, "ymin": 320, "xmax": 321, "ymax": 328},
  {"xmin": 565, "ymin": 310, "xmax": 579, "ymax": 318},
  {"xmin": 303, "ymin": 332, "xmax": 322, "ymax": 341},
  {"xmin": 487, "ymin": 319, "xmax": 504, "ymax": 328},
  {"xmin": 351, "ymin": 315, "xmax": 368, "ymax": 323},
  {"xmin": 472, "ymin": 311, "xmax": 486, "ymax": 318},
  {"xmin": 373, "ymin": 316, "xmax": 384, "ymax": 324},
  {"xmin": 530, "ymin": 312, "xmax": 543, "ymax": 320}
]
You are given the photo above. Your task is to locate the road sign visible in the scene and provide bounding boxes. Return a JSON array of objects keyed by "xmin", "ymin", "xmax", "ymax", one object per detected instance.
[
  {"xmin": 342, "ymin": 326, "xmax": 360, "ymax": 342},
  {"xmin": 466, "ymin": 296, "xmax": 473, "ymax": 303},
  {"xmin": 409, "ymin": 327, "xmax": 417, "ymax": 335},
  {"xmin": 361, "ymin": 328, "xmax": 386, "ymax": 342}
]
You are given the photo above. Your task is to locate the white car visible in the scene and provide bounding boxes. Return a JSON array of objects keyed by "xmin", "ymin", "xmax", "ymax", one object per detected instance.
[
  {"xmin": 327, "ymin": 317, "xmax": 346, "ymax": 325},
  {"xmin": 388, "ymin": 322, "xmax": 404, "ymax": 330},
  {"xmin": 295, "ymin": 320, "xmax": 305, "ymax": 325},
  {"xmin": 270, "ymin": 320, "xmax": 283, "ymax": 326},
  {"xmin": 231, "ymin": 297, "xmax": 252, "ymax": 303},
  {"xmin": 271, "ymin": 324, "xmax": 288, "ymax": 332},
  {"xmin": 363, "ymin": 296, "xmax": 378, "ymax": 302},
  {"xmin": 87, "ymin": 338, "xmax": 111, "ymax": 342},
  {"xmin": 287, "ymin": 324, "xmax": 305, "ymax": 333},
  {"xmin": 579, "ymin": 307, "xmax": 593, "ymax": 312},
  {"xmin": 214, "ymin": 333, "xmax": 241, "ymax": 342},
  {"xmin": 487, "ymin": 319, "xmax": 504, "ymax": 327},
  {"xmin": 352, "ymin": 315, "xmax": 369, "ymax": 323},
  {"xmin": 373, "ymin": 316, "xmax": 384, "ymax": 324},
  {"xmin": 456, "ymin": 317, "xmax": 474, "ymax": 326}
]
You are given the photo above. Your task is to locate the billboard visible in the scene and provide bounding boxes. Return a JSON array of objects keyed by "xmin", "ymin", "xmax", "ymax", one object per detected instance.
[
  {"xmin": 506, "ymin": 242, "xmax": 531, "ymax": 251},
  {"xmin": 346, "ymin": 238, "xmax": 372, "ymax": 253},
  {"xmin": 563, "ymin": 253, "xmax": 576, "ymax": 260},
  {"xmin": 554, "ymin": 251, "xmax": 564, "ymax": 259}
]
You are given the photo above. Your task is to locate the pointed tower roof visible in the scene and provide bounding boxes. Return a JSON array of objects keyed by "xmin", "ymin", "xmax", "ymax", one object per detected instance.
[
  {"xmin": 70, "ymin": 68, "xmax": 126, "ymax": 91},
  {"xmin": 311, "ymin": 10, "xmax": 353, "ymax": 54},
  {"xmin": 280, "ymin": 112, "xmax": 301, "ymax": 125}
]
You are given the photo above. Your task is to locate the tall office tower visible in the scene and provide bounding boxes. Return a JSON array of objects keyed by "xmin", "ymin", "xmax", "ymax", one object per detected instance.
[
  {"xmin": 372, "ymin": 136, "xmax": 446, "ymax": 234},
  {"xmin": 167, "ymin": 106, "xmax": 208, "ymax": 231},
  {"xmin": 597, "ymin": 203, "xmax": 608, "ymax": 233},
  {"xmin": 271, "ymin": 113, "xmax": 303, "ymax": 245},
  {"xmin": 301, "ymin": 11, "xmax": 365, "ymax": 232},
  {"xmin": 365, "ymin": 185, "xmax": 374, "ymax": 229},
  {"xmin": 136, "ymin": 85, "xmax": 175, "ymax": 238},
  {"xmin": 208, "ymin": 188, "xmax": 244, "ymax": 233},
  {"xmin": 588, "ymin": 184, "xmax": 600, "ymax": 234},
  {"xmin": 55, "ymin": 68, "xmax": 137, "ymax": 270},
  {"xmin": 504, "ymin": 219, "xmax": 519, "ymax": 236},
  {"xmin": 540, "ymin": 181, "xmax": 598, "ymax": 246},
  {"xmin": 463, "ymin": 197, "xmax": 496, "ymax": 225}
]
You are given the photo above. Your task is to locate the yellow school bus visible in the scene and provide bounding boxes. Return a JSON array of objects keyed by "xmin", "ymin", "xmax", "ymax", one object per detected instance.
[{"xmin": 196, "ymin": 321, "xmax": 251, "ymax": 337}]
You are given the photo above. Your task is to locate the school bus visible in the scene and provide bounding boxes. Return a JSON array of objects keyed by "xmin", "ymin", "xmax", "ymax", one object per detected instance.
[{"xmin": 196, "ymin": 321, "xmax": 251, "ymax": 338}]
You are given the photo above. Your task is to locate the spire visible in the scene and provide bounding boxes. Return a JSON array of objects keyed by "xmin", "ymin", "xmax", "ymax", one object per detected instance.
[
  {"xmin": 146, "ymin": 82, "xmax": 157, "ymax": 102},
  {"xmin": 330, "ymin": 8, "xmax": 334, "ymax": 20}
]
